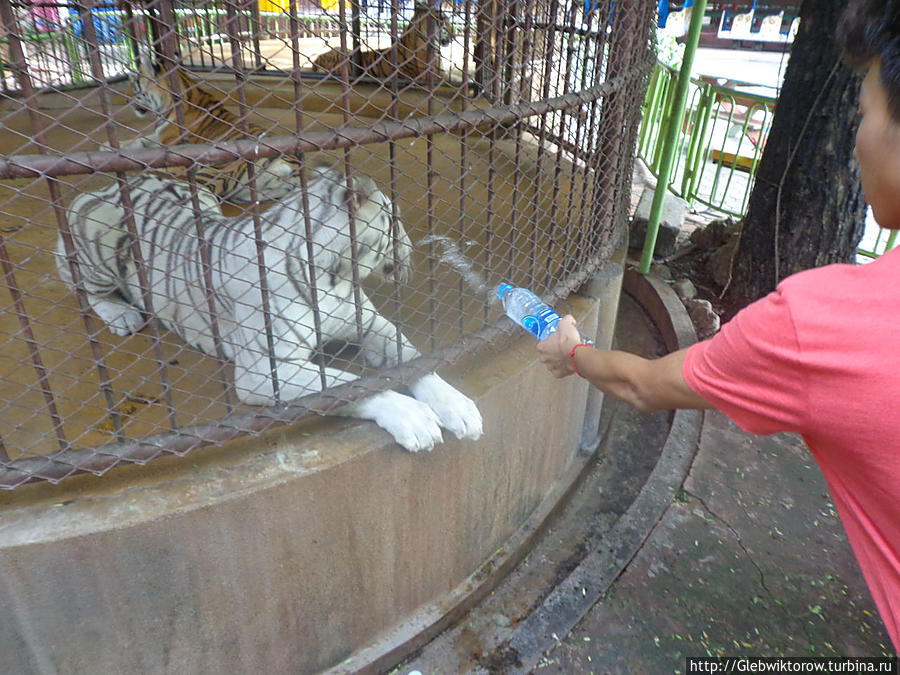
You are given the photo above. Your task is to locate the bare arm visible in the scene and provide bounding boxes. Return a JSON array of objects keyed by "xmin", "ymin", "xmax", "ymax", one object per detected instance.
[{"xmin": 536, "ymin": 315, "xmax": 714, "ymax": 414}]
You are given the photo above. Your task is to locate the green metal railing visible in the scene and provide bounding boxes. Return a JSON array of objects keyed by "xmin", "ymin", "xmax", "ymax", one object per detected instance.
[
  {"xmin": 638, "ymin": 57, "xmax": 899, "ymax": 261},
  {"xmin": 638, "ymin": 60, "xmax": 775, "ymax": 218},
  {"xmin": 857, "ymin": 227, "xmax": 899, "ymax": 259},
  {"xmin": 637, "ymin": 0, "xmax": 707, "ymax": 274}
]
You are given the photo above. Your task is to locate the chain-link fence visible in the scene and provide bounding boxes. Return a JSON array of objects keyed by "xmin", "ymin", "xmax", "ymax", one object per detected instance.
[{"xmin": 0, "ymin": 0, "xmax": 655, "ymax": 487}]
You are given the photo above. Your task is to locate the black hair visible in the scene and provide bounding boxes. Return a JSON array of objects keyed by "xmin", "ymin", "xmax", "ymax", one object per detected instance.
[{"xmin": 839, "ymin": 0, "xmax": 900, "ymax": 119}]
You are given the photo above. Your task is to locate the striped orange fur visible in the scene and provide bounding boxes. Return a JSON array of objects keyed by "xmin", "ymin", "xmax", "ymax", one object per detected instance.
[
  {"xmin": 120, "ymin": 56, "xmax": 298, "ymax": 203},
  {"xmin": 313, "ymin": 2, "xmax": 455, "ymax": 82}
]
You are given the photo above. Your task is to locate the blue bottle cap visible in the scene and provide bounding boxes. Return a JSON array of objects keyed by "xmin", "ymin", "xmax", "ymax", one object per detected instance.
[{"xmin": 496, "ymin": 283, "xmax": 512, "ymax": 300}]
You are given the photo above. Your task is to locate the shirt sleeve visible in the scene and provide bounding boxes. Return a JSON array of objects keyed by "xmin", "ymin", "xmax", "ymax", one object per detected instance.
[{"xmin": 682, "ymin": 286, "xmax": 809, "ymax": 435}]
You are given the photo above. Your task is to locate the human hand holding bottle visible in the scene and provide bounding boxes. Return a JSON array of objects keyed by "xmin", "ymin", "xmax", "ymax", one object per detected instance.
[{"xmin": 537, "ymin": 314, "xmax": 588, "ymax": 378}]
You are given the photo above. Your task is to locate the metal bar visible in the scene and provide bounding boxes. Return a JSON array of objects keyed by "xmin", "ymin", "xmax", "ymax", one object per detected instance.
[
  {"xmin": 456, "ymin": 0, "xmax": 474, "ymax": 338},
  {"xmin": 426, "ymin": 3, "xmax": 437, "ymax": 353},
  {"xmin": 490, "ymin": 0, "xmax": 504, "ymax": 103},
  {"xmin": 461, "ymin": 0, "xmax": 472, "ymax": 107},
  {"xmin": 484, "ymin": 128, "xmax": 497, "ymax": 324},
  {"xmin": 516, "ymin": 0, "xmax": 536, "ymax": 284},
  {"xmin": 77, "ymin": 0, "xmax": 162, "ymax": 440},
  {"xmin": 558, "ymin": 0, "xmax": 582, "ymax": 274},
  {"xmin": 120, "ymin": 1, "xmax": 141, "ymax": 70},
  {"xmin": 592, "ymin": 0, "xmax": 646, "ymax": 263},
  {"xmin": 681, "ymin": 81, "xmax": 714, "ymax": 204},
  {"xmin": 0, "ymin": 69, "xmax": 647, "ymax": 178},
  {"xmin": 0, "ymin": 234, "xmax": 69, "ymax": 452},
  {"xmin": 350, "ymin": 0, "xmax": 361, "ymax": 78},
  {"xmin": 639, "ymin": 0, "xmax": 707, "ymax": 274},
  {"xmin": 636, "ymin": 64, "xmax": 662, "ymax": 157},
  {"xmin": 249, "ymin": 0, "xmax": 263, "ymax": 69},
  {"xmin": 149, "ymin": 0, "xmax": 208, "ymax": 425},
  {"xmin": 649, "ymin": 73, "xmax": 674, "ymax": 173},
  {"xmin": 472, "ymin": 0, "xmax": 490, "ymax": 91},
  {"xmin": 575, "ymin": 5, "xmax": 603, "ymax": 270},
  {"xmin": 499, "ymin": 0, "xmax": 517, "ymax": 106},
  {"xmin": 388, "ymin": 0, "xmax": 403, "ymax": 364},
  {"xmin": 289, "ymin": 0, "xmax": 328, "ymax": 391},
  {"xmin": 225, "ymin": 0, "xmax": 278, "ymax": 401},
  {"xmin": 331, "ymin": 0, "xmax": 363, "ymax": 348},
  {"xmin": 587, "ymin": 1, "xmax": 615, "ymax": 259},
  {"xmin": 162, "ymin": 9, "xmax": 235, "ymax": 412},
  {"xmin": 336, "ymin": 0, "xmax": 350, "ymax": 86},
  {"xmin": 482, "ymin": 0, "xmax": 506, "ymax": 305}
]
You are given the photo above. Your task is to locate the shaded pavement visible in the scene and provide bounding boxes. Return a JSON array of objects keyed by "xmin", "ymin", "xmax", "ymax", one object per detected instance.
[{"xmin": 537, "ymin": 410, "xmax": 894, "ymax": 673}]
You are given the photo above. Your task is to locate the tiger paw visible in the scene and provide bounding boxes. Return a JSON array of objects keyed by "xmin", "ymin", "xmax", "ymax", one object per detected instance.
[
  {"xmin": 105, "ymin": 310, "xmax": 145, "ymax": 336},
  {"xmin": 352, "ymin": 390, "xmax": 445, "ymax": 452},
  {"xmin": 90, "ymin": 299, "xmax": 144, "ymax": 336},
  {"xmin": 410, "ymin": 372, "xmax": 483, "ymax": 442}
]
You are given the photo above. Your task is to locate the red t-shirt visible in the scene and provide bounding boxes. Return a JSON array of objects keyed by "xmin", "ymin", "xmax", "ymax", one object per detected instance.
[{"xmin": 683, "ymin": 248, "xmax": 900, "ymax": 651}]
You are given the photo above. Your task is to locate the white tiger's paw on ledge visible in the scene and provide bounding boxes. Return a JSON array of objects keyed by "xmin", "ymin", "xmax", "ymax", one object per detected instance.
[
  {"xmin": 410, "ymin": 373, "xmax": 483, "ymax": 442},
  {"xmin": 351, "ymin": 390, "xmax": 445, "ymax": 453}
]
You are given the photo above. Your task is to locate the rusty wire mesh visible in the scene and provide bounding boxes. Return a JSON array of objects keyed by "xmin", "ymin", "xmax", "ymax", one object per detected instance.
[{"xmin": 0, "ymin": 0, "xmax": 655, "ymax": 487}]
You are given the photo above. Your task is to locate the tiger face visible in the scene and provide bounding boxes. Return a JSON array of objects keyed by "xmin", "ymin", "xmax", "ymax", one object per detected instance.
[
  {"xmin": 411, "ymin": 1, "xmax": 455, "ymax": 47},
  {"xmin": 128, "ymin": 55, "xmax": 170, "ymax": 121},
  {"xmin": 307, "ymin": 169, "xmax": 413, "ymax": 286}
]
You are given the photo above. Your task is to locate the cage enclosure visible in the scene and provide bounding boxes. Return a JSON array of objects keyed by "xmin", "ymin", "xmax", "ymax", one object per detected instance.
[{"xmin": 0, "ymin": 0, "xmax": 654, "ymax": 670}]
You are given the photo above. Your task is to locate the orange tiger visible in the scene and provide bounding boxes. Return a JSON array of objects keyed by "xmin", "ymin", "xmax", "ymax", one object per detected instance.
[
  {"xmin": 114, "ymin": 55, "xmax": 297, "ymax": 203},
  {"xmin": 313, "ymin": 2, "xmax": 455, "ymax": 83}
]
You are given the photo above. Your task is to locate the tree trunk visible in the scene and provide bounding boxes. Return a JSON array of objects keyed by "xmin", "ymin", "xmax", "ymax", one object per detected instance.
[{"xmin": 723, "ymin": 0, "xmax": 867, "ymax": 310}]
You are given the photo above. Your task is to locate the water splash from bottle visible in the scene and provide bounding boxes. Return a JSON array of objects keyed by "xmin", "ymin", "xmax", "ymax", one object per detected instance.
[{"xmin": 419, "ymin": 234, "xmax": 498, "ymax": 304}]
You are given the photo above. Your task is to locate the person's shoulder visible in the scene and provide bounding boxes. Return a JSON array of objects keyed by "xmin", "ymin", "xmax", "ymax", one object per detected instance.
[
  {"xmin": 772, "ymin": 248, "xmax": 900, "ymax": 329},
  {"xmin": 776, "ymin": 265, "xmax": 850, "ymax": 300},
  {"xmin": 779, "ymin": 248, "xmax": 900, "ymax": 296}
]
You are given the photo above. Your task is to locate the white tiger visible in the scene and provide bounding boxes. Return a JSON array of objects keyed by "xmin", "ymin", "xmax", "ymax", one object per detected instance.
[{"xmin": 56, "ymin": 169, "xmax": 483, "ymax": 452}]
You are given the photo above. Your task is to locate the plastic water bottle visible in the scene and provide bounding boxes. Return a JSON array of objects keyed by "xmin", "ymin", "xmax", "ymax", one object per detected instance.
[
  {"xmin": 496, "ymin": 283, "xmax": 595, "ymax": 344},
  {"xmin": 496, "ymin": 283, "xmax": 564, "ymax": 340}
]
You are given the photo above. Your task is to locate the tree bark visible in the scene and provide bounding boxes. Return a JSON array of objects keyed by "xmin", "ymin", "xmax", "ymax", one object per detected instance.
[{"xmin": 723, "ymin": 0, "xmax": 867, "ymax": 310}]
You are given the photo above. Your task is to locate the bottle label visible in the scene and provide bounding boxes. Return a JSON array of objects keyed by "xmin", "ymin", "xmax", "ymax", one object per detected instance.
[{"xmin": 521, "ymin": 306, "xmax": 561, "ymax": 339}]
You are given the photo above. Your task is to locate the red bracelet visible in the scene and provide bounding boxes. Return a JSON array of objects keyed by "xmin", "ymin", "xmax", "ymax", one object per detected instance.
[{"xmin": 569, "ymin": 343, "xmax": 590, "ymax": 378}]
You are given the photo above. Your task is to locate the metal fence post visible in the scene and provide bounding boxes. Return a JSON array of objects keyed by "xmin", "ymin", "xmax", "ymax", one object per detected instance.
[{"xmin": 638, "ymin": 0, "xmax": 707, "ymax": 274}]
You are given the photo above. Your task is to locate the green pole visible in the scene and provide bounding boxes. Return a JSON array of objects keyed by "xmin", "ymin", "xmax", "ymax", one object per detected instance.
[{"xmin": 639, "ymin": 0, "xmax": 708, "ymax": 274}]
